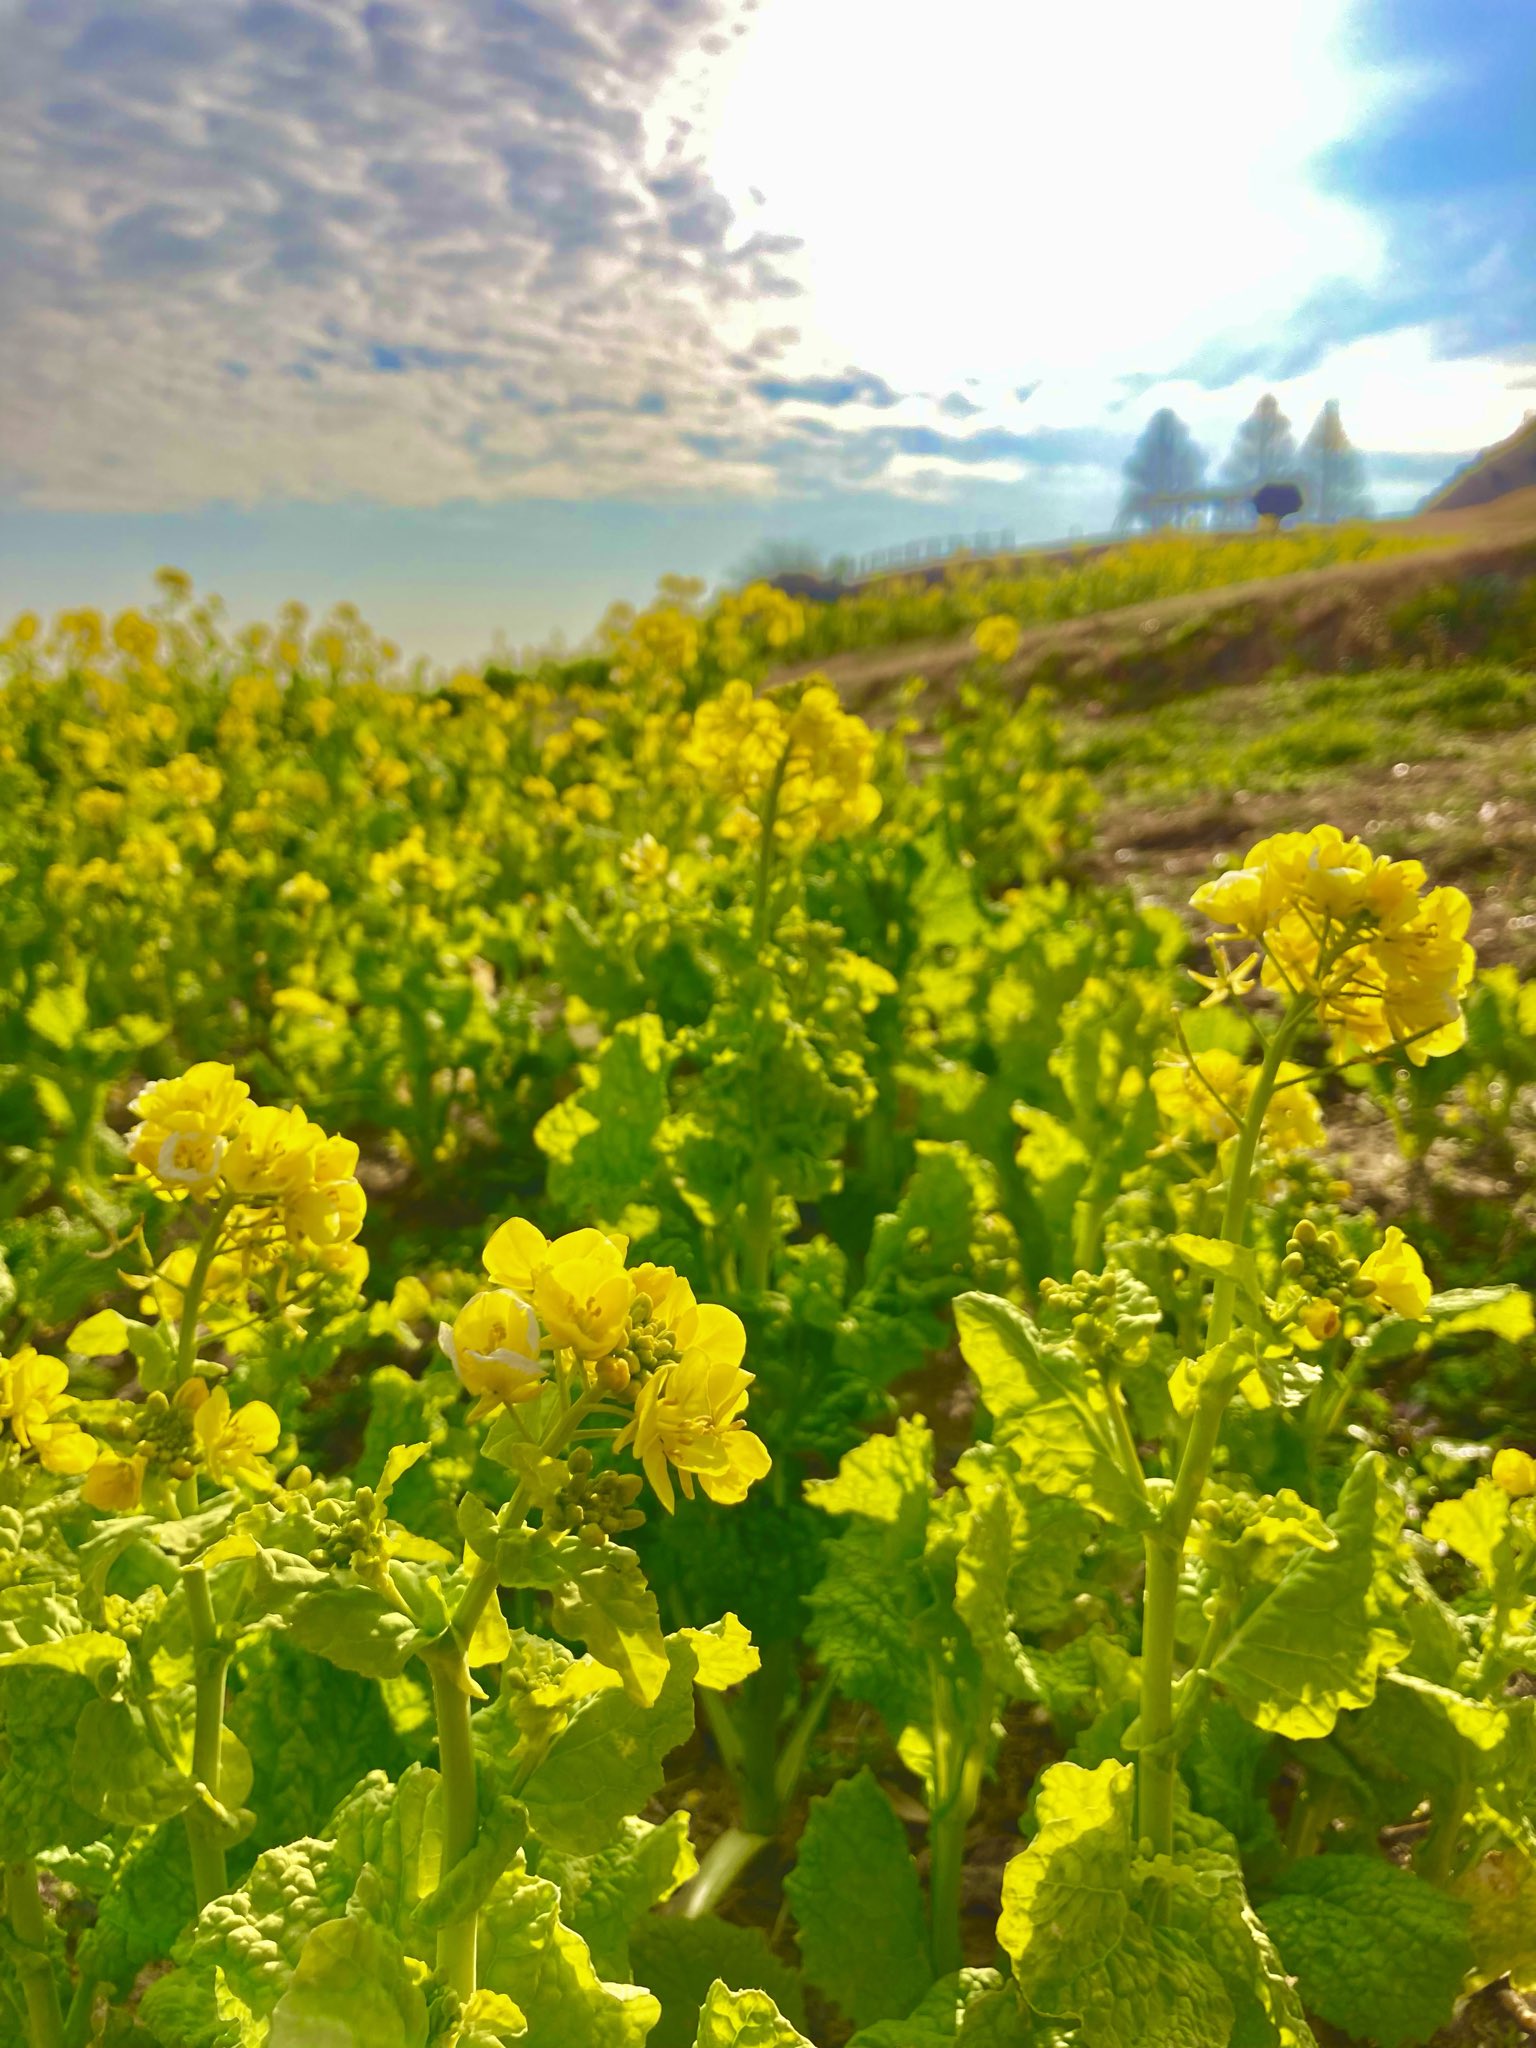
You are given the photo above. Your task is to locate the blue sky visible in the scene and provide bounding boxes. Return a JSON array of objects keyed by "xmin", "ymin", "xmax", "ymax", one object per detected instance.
[{"xmin": 2, "ymin": 0, "xmax": 1532, "ymax": 661}]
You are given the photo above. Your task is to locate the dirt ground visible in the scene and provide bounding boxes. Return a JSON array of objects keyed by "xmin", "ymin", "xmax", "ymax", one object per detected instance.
[{"xmin": 1083, "ymin": 744, "xmax": 1536, "ymax": 974}]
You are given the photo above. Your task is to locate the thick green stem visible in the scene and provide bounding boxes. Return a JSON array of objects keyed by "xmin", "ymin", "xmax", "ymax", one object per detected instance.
[
  {"xmin": 425, "ymin": 1389, "xmax": 601, "ymax": 1996},
  {"xmin": 682, "ymin": 1827, "xmax": 773, "ymax": 1920},
  {"xmin": 750, "ymin": 749, "xmax": 789, "ymax": 949},
  {"xmin": 179, "ymin": 1497, "xmax": 231, "ymax": 1910},
  {"xmin": 175, "ymin": 1194, "xmax": 235, "ymax": 1385},
  {"xmin": 926, "ymin": 1673, "xmax": 990, "ymax": 1978},
  {"xmin": 1205, "ymin": 1007, "xmax": 1306, "ymax": 1349},
  {"xmin": 171, "ymin": 1195, "xmax": 237, "ymax": 1916},
  {"xmin": 740, "ymin": 1163, "xmax": 776, "ymax": 1297},
  {"xmin": 1137, "ymin": 1002, "xmax": 1306, "ymax": 1860},
  {"xmin": 7, "ymin": 1861, "xmax": 63, "ymax": 2048},
  {"xmin": 429, "ymin": 1656, "xmax": 480, "ymax": 1998},
  {"xmin": 62, "ymin": 1970, "xmax": 98, "ymax": 2048},
  {"xmin": 1420, "ymin": 1775, "xmax": 1470, "ymax": 1888}
]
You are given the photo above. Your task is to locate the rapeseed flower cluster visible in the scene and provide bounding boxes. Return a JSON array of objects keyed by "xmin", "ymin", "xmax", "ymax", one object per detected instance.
[
  {"xmin": 440, "ymin": 1218, "xmax": 770, "ymax": 1514},
  {"xmin": 79, "ymin": 1376, "xmax": 283, "ymax": 1512},
  {"xmin": 129, "ymin": 1063, "xmax": 367, "ymax": 1292},
  {"xmin": 1151, "ymin": 1048, "xmax": 1325, "ymax": 1155},
  {"xmin": 683, "ymin": 680, "xmax": 881, "ymax": 849},
  {"xmin": 1191, "ymin": 825, "xmax": 1474, "ymax": 1064}
]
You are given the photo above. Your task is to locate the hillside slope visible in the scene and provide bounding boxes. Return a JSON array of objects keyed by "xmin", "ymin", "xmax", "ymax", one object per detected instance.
[{"xmin": 769, "ymin": 487, "xmax": 1536, "ymax": 717}]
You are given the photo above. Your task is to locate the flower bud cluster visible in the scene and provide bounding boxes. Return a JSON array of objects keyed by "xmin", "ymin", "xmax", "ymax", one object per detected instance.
[
  {"xmin": 303, "ymin": 1488, "xmax": 382, "ymax": 1574},
  {"xmin": 541, "ymin": 1448, "xmax": 646, "ymax": 1547},
  {"xmin": 1279, "ymin": 1217, "xmax": 1432, "ymax": 1339},
  {"xmin": 1279, "ymin": 1218, "xmax": 1372, "ymax": 1340},
  {"xmin": 1038, "ymin": 1267, "xmax": 1159, "ymax": 1373},
  {"xmin": 596, "ymin": 1292, "xmax": 680, "ymax": 1395}
]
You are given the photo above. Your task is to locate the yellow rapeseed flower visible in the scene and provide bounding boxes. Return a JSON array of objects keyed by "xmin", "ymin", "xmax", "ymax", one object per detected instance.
[
  {"xmin": 439, "ymin": 1289, "xmax": 545, "ymax": 1418},
  {"xmin": 82, "ymin": 1448, "xmax": 148, "ymax": 1513},
  {"xmin": 614, "ymin": 1310, "xmax": 770, "ymax": 1513},
  {"xmin": 481, "ymin": 1219, "xmax": 628, "ymax": 1299},
  {"xmin": 1491, "ymin": 1447, "xmax": 1536, "ymax": 1499},
  {"xmin": 1358, "ymin": 1226, "xmax": 1432, "ymax": 1321},
  {"xmin": 177, "ymin": 1379, "xmax": 281, "ymax": 1489},
  {"xmin": 533, "ymin": 1242, "xmax": 632, "ymax": 1361},
  {"xmin": 0, "ymin": 1347, "xmax": 98, "ymax": 1475},
  {"xmin": 1152, "ymin": 1050, "xmax": 1324, "ymax": 1155},
  {"xmin": 129, "ymin": 1062, "xmax": 251, "ymax": 1194},
  {"xmin": 972, "ymin": 614, "xmax": 1022, "ymax": 664},
  {"xmin": 1190, "ymin": 825, "xmax": 1473, "ymax": 1065}
]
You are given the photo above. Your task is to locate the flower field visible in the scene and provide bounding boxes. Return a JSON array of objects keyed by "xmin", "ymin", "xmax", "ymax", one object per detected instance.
[{"xmin": 0, "ymin": 552, "xmax": 1532, "ymax": 2048}]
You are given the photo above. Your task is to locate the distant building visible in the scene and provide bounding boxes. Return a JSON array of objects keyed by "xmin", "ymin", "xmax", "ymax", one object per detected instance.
[
  {"xmin": 1420, "ymin": 413, "xmax": 1536, "ymax": 514},
  {"xmin": 765, "ymin": 569, "xmax": 847, "ymax": 602}
]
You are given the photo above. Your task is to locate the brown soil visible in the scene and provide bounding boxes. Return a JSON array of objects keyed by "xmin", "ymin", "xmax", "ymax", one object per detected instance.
[
  {"xmin": 767, "ymin": 488, "xmax": 1536, "ymax": 720},
  {"xmin": 1084, "ymin": 747, "xmax": 1536, "ymax": 975}
]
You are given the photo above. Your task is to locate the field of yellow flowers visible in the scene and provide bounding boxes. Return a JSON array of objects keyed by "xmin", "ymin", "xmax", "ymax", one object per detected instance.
[{"xmin": 0, "ymin": 548, "xmax": 1531, "ymax": 2048}]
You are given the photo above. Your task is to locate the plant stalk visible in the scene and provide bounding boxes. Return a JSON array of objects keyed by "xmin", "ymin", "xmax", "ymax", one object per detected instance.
[
  {"xmin": 7, "ymin": 1861, "xmax": 63, "ymax": 2048},
  {"xmin": 429, "ymin": 1656, "xmax": 480, "ymax": 1998},
  {"xmin": 750, "ymin": 748, "xmax": 790, "ymax": 949},
  {"xmin": 681, "ymin": 1827, "xmax": 774, "ymax": 1920},
  {"xmin": 425, "ymin": 1386, "xmax": 601, "ymax": 1996},
  {"xmin": 173, "ymin": 1199, "xmax": 238, "ymax": 1911},
  {"xmin": 1136, "ymin": 1000, "xmax": 1305, "ymax": 1860}
]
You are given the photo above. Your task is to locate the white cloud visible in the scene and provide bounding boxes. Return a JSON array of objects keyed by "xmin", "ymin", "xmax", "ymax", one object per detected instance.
[
  {"xmin": 0, "ymin": 0, "xmax": 1522, "ymax": 522},
  {"xmin": 0, "ymin": 0, "xmax": 795, "ymax": 510}
]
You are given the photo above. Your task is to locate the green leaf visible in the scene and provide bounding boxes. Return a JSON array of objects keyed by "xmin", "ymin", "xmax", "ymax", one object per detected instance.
[
  {"xmin": 1209, "ymin": 1453, "xmax": 1407, "ymax": 1739},
  {"xmin": 1168, "ymin": 1234, "xmax": 1262, "ymax": 1311},
  {"xmin": 951, "ymin": 1448, "xmax": 1097, "ymax": 1687},
  {"xmin": 0, "ymin": 1666, "xmax": 107, "ymax": 1860},
  {"xmin": 541, "ymin": 1812, "xmax": 697, "ymax": 1981},
  {"xmin": 953, "ymin": 1294, "xmax": 1148, "ymax": 1527},
  {"xmin": 535, "ymin": 1014, "xmax": 674, "ymax": 1218},
  {"xmin": 0, "ymin": 1629, "xmax": 127, "ymax": 1683},
  {"xmin": 181, "ymin": 1836, "xmax": 356, "ymax": 2018},
  {"xmin": 266, "ymin": 1912, "xmax": 430, "ymax": 2048},
  {"xmin": 26, "ymin": 982, "xmax": 88, "ymax": 1050},
  {"xmin": 259, "ymin": 1566, "xmax": 422, "ymax": 1680},
  {"xmin": 692, "ymin": 1980, "xmax": 813, "ymax": 2048},
  {"xmin": 412, "ymin": 1799, "xmax": 527, "ymax": 1935},
  {"xmin": 497, "ymin": 1535, "xmax": 668, "ymax": 1706},
  {"xmin": 480, "ymin": 1635, "xmax": 696, "ymax": 1859},
  {"xmin": 1426, "ymin": 1285, "xmax": 1535, "ymax": 1344},
  {"xmin": 805, "ymin": 1441, "xmax": 932, "ymax": 1739},
  {"xmin": 452, "ymin": 1990, "xmax": 530, "ymax": 2048},
  {"xmin": 138, "ymin": 1962, "xmax": 262, "ymax": 2048},
  {"xmin": 846, "ymin": 1970, "xmax": 1043, "ymax": 2047},
  {"xmin": 477, "ymin": 1867, "xmax": 660, "ymax": 2048},
  {"xmin": 376, "ymin": 1442, "xmax": 432, "ymax": 1508},
  {"xmin": 1424, "ymin": 1477, "xmax": 1518, "ymax": 1596},
  {"xmin": 629, "ymin": 1919, "xmax": 807, "ymax": 2048},
  {"xmin": 806, "ymin": 1416, "xmax": 932, "ymax": 1522},
  {"xmin": 1259, "ymin": 1856, "xmax": 1474, "ymax": 2048},
  {"xmin": 784, "ymin": 1769, "xmax": 932, "ymax": 2028},
  {"xmin": 228, "ymin": 1632, "xmax": 412, "ymax": 1850},
  {"xmin": 72, "ymin": 1697, "xmax": 196, "ymax": 1826},
  {"xmin": 1182, "ymin": 1704, "xmax": 1283, "ymax": 1870},
  {"xmin": 1171, "ymin": 1810, "xmax": 1315, "ymax": 2048},
  {"xmin": 1452, "ymin": 1844, "xmax": 1536, "ymax": 1996},
  {"xmin": 330, "ymin": 1763, "xmax": 443, "ymax": 1936},
  {"xmin": 75, "ymin": 1824, "xmax": 197, "ymax": 1996},
  {"xmin": 677, "ymin": 1613, "xmax": 760, "ymax": 1691},
  {"xmin": 998, "ymin": 1761, "xmax": 1236, "ymax": 2048},
  {"xmin": 67, "ymin": 1308, "xmax": 134, "ymax": 1356}
]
